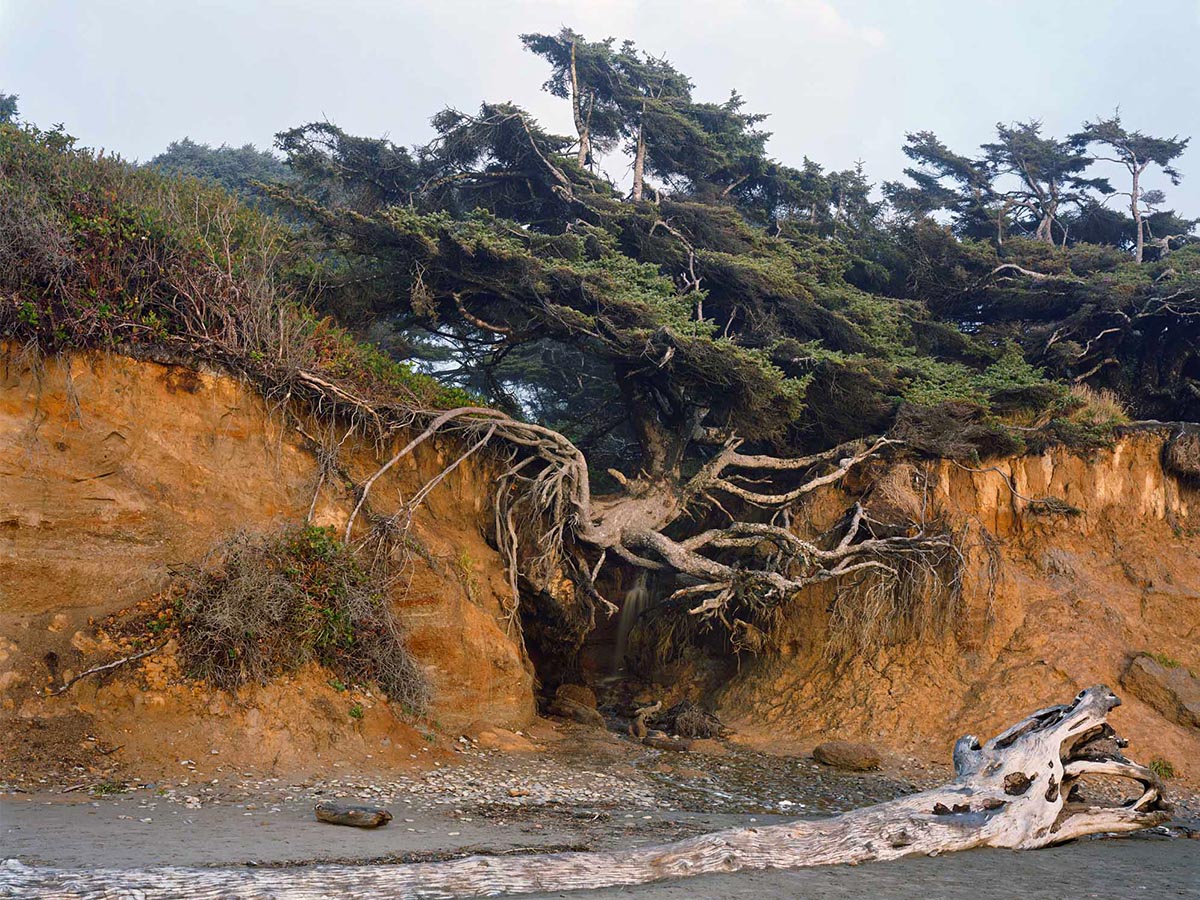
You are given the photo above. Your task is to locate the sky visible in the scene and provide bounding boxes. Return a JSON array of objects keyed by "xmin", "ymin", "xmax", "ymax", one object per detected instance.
[{"xmin": 2, "ymin": 0, "xmax": 1199, "ymax": 211}]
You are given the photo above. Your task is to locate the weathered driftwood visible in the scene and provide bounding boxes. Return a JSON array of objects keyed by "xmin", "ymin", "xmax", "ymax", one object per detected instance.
[
  {"xmin": 0, "ymin": 686, "xmax": 1169, "ymax": 899},
  {"xmin": 314, "ymin": 801, "xmax": 393, "ymax": 828}
]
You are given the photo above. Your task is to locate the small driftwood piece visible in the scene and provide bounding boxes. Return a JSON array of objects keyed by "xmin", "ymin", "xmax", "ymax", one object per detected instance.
[
  {"xmin": 47, "ymin": 643, "xmax": 165, "ymax": 696},
  {"xmin": 0, "ymin": 686, "xmax": 1169, "ymax": 899},
  {"xmin": 629, "ymin": 700, "xmax": 662, "ymax": 739},
  {"xmin": 315, "ymin": 801, "xmax": 393, "ymax": 828}
]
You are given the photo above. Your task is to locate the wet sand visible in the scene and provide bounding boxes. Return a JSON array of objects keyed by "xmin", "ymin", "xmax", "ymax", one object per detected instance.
[{"xmin": 3, "ymin": 733, "xmax": 1197, "ymax": 897}]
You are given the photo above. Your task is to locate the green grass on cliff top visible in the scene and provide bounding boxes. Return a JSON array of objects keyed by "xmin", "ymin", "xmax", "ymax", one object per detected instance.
[{"xmin": 0, "ymin": 123, "xmax": 478, "ymax": 411}]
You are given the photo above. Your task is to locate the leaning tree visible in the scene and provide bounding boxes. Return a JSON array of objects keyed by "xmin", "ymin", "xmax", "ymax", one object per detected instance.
[
  {"xmin": 268, "ymin": 56, "xmax": 1061, "ymax": 668},
  {"xmin": 1075, "ymin": 113, "xmax": 1190, "ymax": 263}
]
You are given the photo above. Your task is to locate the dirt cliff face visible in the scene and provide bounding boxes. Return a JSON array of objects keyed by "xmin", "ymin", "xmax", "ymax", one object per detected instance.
[
  {"xmin": 0, "ymin": 349, "xmax": 533, "ymax": 777},
  {"xmin": 720, "ymin": 432, "xmax": 1200, "ymax": 785}
]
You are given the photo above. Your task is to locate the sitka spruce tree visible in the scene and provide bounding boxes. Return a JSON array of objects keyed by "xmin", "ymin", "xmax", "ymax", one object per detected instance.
[
  {"xmin": 18, "ymin": 27, "xmax": 1190, "ymax": 673},
  {"xmin": 266, "ymin": 30, "xmax": 1071, "ymax": 665}
]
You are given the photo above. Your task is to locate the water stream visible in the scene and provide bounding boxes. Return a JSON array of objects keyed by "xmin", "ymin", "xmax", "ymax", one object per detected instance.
[{"xmin": 611, "ymin": 571, "xmax": 651, "ymax": 673}]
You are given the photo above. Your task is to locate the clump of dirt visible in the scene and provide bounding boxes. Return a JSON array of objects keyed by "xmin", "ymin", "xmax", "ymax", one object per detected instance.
[
  {"xmin": 0, "ymin": 713, "xmax": 123, "ymax": 788},
  {"xmin": 1163, "ymin": 431, "xmax": 1200, "ymax": 481}
]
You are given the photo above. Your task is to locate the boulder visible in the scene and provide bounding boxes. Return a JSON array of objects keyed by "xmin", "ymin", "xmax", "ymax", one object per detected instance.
[
  {"xmin": 555, "ymin": 683, "xmax": 597, "ymax": 710},
  {"xmin": 549, "ymin": 697, "xmax": 606, "ymax": 729},
  {"xmin": 1122, "ymin": 654, "xmax": 1200, "ymax": 728},
  {"xmin": 463, "ymin": 721, "xmax": 540, "ymax": 753},
  {"xmin": 813, "ymin": 740, "xmax": 882, "ymax": 771},
  {"xmin": 643, "ymin": 730, "xmax": 692, "ymax": 752}
]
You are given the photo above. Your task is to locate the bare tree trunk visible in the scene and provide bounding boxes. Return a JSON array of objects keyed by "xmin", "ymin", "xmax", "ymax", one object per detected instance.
[
  {"xmin": 1, "ymin": 687, "xmax": 1167, "ymax": 899},
  {"xmin": 632, "ymin": 103, "xmax": 646, "ymax": 202},
  {"xmin": 569, "ymin": 40, "xmax": 590, "ymax": 168},
  {"xmin": 1132, "ymin": 165, "xmax": 1144, "ymax": 263}
]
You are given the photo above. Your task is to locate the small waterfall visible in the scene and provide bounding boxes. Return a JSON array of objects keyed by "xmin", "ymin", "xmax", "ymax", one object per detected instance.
[{"xmin": 612, "ymin": 571, "xmax": 651, "ymax": 673}]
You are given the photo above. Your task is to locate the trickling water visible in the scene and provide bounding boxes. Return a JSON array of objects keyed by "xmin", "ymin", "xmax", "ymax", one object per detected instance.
[{"xmin": 612, "ymin": 571, "xmax": 651, "ymax": 673}]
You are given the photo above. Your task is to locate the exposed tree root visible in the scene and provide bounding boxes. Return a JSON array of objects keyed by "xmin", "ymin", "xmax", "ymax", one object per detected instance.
[{"xmin": 1, "ymin": 686, "xmax": 1168, "ymax": 898}]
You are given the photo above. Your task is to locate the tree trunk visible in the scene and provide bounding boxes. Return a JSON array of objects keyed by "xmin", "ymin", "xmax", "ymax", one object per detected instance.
[
  {"xmin": 632, "ymin": 103, "xmax": 646, "ymax": 202},
  {"xmin": 1132, "ymin": 166, "xmax": 1144, "ymax": 263},
  {"xmin": 1, "ymin": 687, "xmax": 1167, "ymax": 899},
  {"xmin": 569, "ymin": 40, "xmax": 590, "ymax": 168}
]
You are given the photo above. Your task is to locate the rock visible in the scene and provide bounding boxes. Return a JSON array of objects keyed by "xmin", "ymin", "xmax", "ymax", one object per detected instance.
[
  {"xmin": 687, "ymin": 738, "xmax": 728, "ymax": 756},
  {"xmin": 549, "ymin": 698, "xmax": 606, "ymax": 729},
  {"xmin": 555, "ymin": 683, "xmax": 597, "ymax": 710},
  {"xmin": 1122, "ymin": 654, "xmax": 1200, "ymax": 728},
  {"xmin": 813, "ymin": 740, "xmax": 882, "ymax": 771},
  {"xmin": 314, "ymin": 801, "xmax": 392, "ymax": 828},
  {"xmin": 463, "ymin": 721, "xmax": 539, "ymax": 752},
  {"xmin": 643, "ymin": 730, "xmax": 692, "ymax": 752}
]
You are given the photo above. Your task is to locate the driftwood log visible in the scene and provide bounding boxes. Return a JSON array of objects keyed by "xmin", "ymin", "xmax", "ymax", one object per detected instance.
[
  {"xmin": 0, "ymin": 686, "xmax": 1169, "ymax": 899},
  {"xmin": 314, "ymin": 801, "xmax": 393, "ymax": 828}
]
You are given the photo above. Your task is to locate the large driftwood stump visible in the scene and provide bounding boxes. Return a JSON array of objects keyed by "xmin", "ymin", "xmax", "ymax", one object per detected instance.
[{"xmin": 0, "ymin": 686, "xmax": 1169, "ymax": 899}]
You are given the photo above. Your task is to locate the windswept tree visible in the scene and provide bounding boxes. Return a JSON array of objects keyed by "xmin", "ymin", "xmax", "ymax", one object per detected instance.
[
  {"xmin": 268, "ymin": 68, "xmax": 1059, "ymax": 664},
  {"xmin": 1075, "ymin": 113, "xmax": 1190, "ymax": 262},
  {"xmin": 521, "ymin": 29, "xmax": 625, "ymax": 169},
  {"xmin": 883, "ymin": 131, "xmax": 998, "ymax": 240},
  {"xmin": 982, "ymin": 121, "xmax": 1111, "ymax": 245},
  {"xmin": 610, "ymin": 44, "xmax": 694, "ymax": 201}
]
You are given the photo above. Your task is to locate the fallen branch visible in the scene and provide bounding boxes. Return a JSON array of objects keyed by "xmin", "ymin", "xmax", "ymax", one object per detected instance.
[
  {"xmin": 1, "ymin": 686, "xmax": 1166, "ymax": 898},
  {"xmin": 47, "ymin": 643, "xmax": 165, "ymax": 696}
]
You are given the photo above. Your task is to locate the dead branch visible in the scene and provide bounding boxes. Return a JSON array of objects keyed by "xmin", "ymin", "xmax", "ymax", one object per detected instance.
[{"xmin": 47, "ymin": 643, "xmax": 165, "ymax": 696}]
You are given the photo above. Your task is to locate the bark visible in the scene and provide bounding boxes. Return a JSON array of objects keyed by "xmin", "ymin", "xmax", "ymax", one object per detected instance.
[
  {"xmin": 632, "ymin": 102, "xmax": 646, "ymax": 202},
  {"xmin": 1, "ymin": 686, "xmax": 1168, "ymax": 898},
  {"xmin": 1132, "ymin": 163, "xmax": 1145, "ymax": 264},
  {"xmin": 569, "ymin": 40, "xmax": 590, "ymax": 168}
]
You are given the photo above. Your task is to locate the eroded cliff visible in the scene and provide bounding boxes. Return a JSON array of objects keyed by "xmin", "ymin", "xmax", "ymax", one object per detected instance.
[
  {"xmin": 719, "ymin": 431, "xmax": 1200, "ymax": 784},
  {"xmin": 1, "ymin": 349, "xmax": 533, "ymax": 777}
]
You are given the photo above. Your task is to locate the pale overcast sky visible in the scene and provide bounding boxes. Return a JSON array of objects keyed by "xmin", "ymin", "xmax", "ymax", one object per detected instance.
[{"xmin": 2, "ymin": 0, "xmax": 1198, "ymax": 211}]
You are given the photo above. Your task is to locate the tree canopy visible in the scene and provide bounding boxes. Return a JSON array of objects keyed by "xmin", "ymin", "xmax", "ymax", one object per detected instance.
[{"xmin": 5, "ymin": 26, "xmax": 1197, "ymax": 672}]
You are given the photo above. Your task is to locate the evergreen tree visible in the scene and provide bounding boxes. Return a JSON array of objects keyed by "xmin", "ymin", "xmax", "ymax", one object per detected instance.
[
  {"xmin": 521, "ymin": 29, "xmax": 625, "ymax": 169},
  {"xmin": 981, "ymin": 121, "xmax": 1111, "ymax": 245},
  {"xmin": 0, "ymin": 92, "xmax": 18, "ymax": 124},
  {"xmin": 1075, "ymin": 113, "xmax": 1189, "ymax": 262}
]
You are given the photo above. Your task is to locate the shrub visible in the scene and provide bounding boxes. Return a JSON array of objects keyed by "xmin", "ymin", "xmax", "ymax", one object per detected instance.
[
  {"xmin": 1148, "ymin": 651, "xmax": 1181, "ymax": 669},
  {"xmin": 0, "ymin": 123, "xmax": 476, "ymax": 412},
  {"xmin": 1149, "ymin": 757, "xmax": 1175, "ymax": 780},
  {"xmin": 174, "ymin": 526, "xmax": 428, "ymax": 714},
  {"xmin": 1065, "ymin": 385, "xmax": 1130, "ymax": 427}
]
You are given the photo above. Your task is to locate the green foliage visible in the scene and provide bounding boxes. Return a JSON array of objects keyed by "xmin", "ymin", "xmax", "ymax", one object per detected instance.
[
  {"xmin": 0, "ymin": 92, "xmax": 17, "ymax": 124},
  {"xmin": 174, "ymin": 526, "xmax": 429, "ymax": 714},
  {"xmin": 146, "ymin": 137, "xmax": 293, "ymax": 201},
  {"xmin": 90, "ymin": 780, "xmax": 129, "ymax": 796},
  {"xmin": 1148, "ymin": 757, "xmax": 1175, "ymax": 779}
]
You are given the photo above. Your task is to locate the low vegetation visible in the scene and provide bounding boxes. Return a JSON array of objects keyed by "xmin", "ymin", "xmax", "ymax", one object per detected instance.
[
  {"xmin": 173, "ymin": 526, "xmax": 429, "ymax": 715},
  {"xmin": 1149, "ymin": 757, "xmax": 1176, "ymax": 780},
  {"xmin": 0, "ymin": 122, "xmax": 474, "ymax": 412}
]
